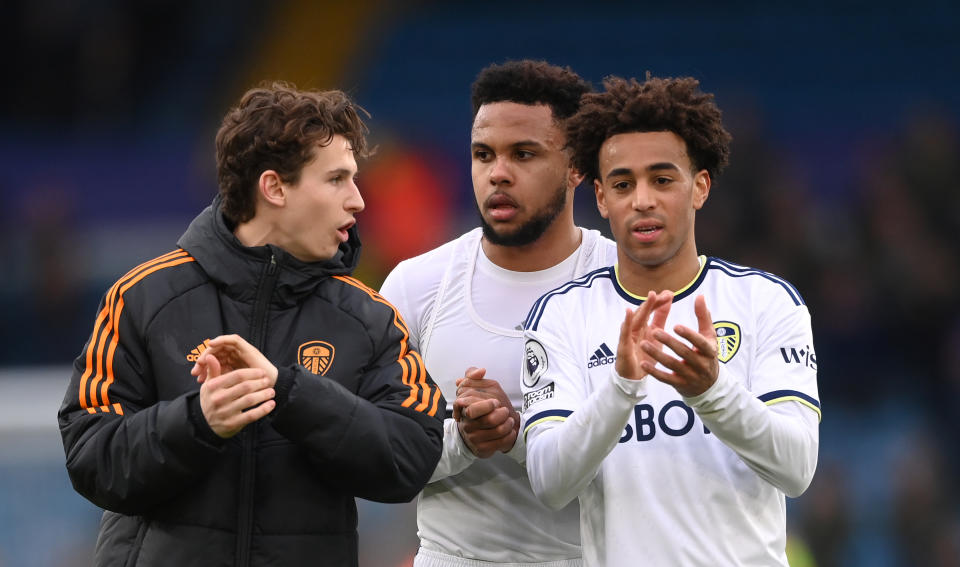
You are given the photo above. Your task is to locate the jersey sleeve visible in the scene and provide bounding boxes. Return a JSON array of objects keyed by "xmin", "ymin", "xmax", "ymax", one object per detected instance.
[
  {"xmin": 521, "ymin": 294, "xmax": 647, "ymax": 510},
  {"xmin": 683, "ymin": 291, "xmax": 820, "ymax": 497},
  {"xmin": 58, "ymin": 268, "xmax": 225, "ymax": 515},
  {"xmin": 380, "ymin": 257, "xmax": 478, "ymax": 482},
  {"xmin": 379, "ymin": 261, "xmax": 425, "ymax": 351},
  {"xmin": 519, "ymin": 323, "xmax": 585, "ymax": 423},
  {"xmin": 752, "ymin": 301, "xmax": 821, "ymax": 417},
  {"xmin": 270, "ymin": 283, "xmax": 445, "ymax": 503},
  {"xmin": 427, "ymin": 417, "xmax": 478, "ymax": 480}
]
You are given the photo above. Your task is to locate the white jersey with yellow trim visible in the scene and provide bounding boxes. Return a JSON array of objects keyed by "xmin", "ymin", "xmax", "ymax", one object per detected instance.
[
  {"xmin": 380, "ymin": 227, "xmax": 617, "ymax": 565},
  {"xmin": 521, "ymin": 256, "xmax": 820, "ymax": 567}
]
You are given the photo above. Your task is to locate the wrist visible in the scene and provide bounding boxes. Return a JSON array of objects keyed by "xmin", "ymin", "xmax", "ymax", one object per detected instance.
[
  {"xmin": 611, "ymin": 366, "xmax": 649, "ymax": 399},
  {"xmin": 615, "ymin": 361, "xmax": 646, "ymax": 381},
  {"xmin": 456, "ymin": 419, "xmax": 480, "ymax": 457},
  {"xmin": 497, "ymin": 411, "xmax": 521, "ymax": 453}
]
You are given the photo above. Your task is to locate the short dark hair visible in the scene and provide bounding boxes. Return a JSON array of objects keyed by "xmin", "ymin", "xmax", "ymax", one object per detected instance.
[
  {"xmin": 471, "ymin": 60, "xmax": 592, "ymax": 122},
  {"xmin": 567, "ymin": 75, "xmax": 732, "ymax": 184},
  {"xmin": 215, "ymin": 81, "xmax": 370, "ymax": 224}
]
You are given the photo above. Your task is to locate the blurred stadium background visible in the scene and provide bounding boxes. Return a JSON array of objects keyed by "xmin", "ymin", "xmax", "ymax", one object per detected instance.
[{"xmin": 1, "ymin": 1, "xmax": 958, "ymax": 565}]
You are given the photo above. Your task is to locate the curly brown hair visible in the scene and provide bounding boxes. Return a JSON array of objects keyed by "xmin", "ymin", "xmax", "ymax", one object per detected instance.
[
  {"xmin": 567, "ymin": 75, "xmax": 731, "ymax": 184},
  {"xmin": 215, "ymin": 81, "xmax": 370, "ymax": 224},
  {"xmin": 471, "ymin": 60, "xmax": 592, "ymax": 122}
]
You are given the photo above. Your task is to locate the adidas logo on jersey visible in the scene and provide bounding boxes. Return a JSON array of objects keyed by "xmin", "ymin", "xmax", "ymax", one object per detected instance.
[
  {"xmin": 186, "ymin": 339, "xmax": 212, "ymax": 362},
  {"xmin": 588, "ymin": 343, "xmax": 616, "ymax": 368}
]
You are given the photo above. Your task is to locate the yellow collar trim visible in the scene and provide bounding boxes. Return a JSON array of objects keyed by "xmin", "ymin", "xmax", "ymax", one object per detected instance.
[{"xmin": 614, "ymin": 255, "xmax": 707, "ymax": 300}]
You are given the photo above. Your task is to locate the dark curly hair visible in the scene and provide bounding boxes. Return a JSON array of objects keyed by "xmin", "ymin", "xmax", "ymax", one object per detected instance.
[
  {"xmin": 471, "ymin": 60, "xmax": 592, "ymax": 122},
  {"xmin": 567, "ymin": 75, "xmax": 731, "ymax": 184},
  {"xmin": 215, "ymin": 81, "xmax": 370, "ymax": 224}
]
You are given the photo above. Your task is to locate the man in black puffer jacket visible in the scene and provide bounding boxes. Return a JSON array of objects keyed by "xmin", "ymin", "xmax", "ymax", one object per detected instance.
[{"xmin": 58, "ymin": 82, "xmax": 445, "ymax": 567}]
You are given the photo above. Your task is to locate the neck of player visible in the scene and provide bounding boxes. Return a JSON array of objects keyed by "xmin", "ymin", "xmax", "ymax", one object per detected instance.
[{"xmin": 617, "ymin": 244, "xmax": 701, "ymax": 297}]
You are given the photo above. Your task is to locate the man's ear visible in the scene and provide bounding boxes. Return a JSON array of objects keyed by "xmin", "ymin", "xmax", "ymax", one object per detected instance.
[
  {"xmin": 567, "ymin": 167, "xmax": 585, "ymax": 191},
  {"xmin": 258, "ymin": 170, "xmax": 286, "ymax": 207},
  {"xmin": 693, "ymin": 170, "xmax": 711, "ymax": 210},
  {"xmin": 594, "ymin": 178, "xmax": 609, "ymax": 219}
]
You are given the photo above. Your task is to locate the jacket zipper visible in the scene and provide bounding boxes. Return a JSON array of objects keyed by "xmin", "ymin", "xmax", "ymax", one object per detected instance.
[{"xmin": 236, "ymin": 253, "xmax": 279, "ymax": 567}]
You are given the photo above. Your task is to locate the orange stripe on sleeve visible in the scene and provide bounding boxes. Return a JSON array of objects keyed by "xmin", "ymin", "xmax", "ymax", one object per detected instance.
[
  {"xmin": 332, "ymin": 276, "xmax": 411, "ymax": 357},
  {"xmin": 80, "ymin": 254, "xmax": 180, "ymax": 409},
  {"xmin": 97, "ymin": 256, "xmax": 196, "ymax": 407},
  {"xmin": 83, "ymin": 250, "xmax": 189, "ymax": 408},
  {"xmin": 398, "ymin": 351, "xmax": 410, "ymax": 388},
  {"xmin": 410, "ymin": 351, "xmax": 432, "ymax": 412},
  {"xmin": 332, "ymin": 276, "xmax": 438, "ymax": 413},
  {"xmin": 428, "ymin": 386, "xmax": 442, "ymax": 417},
  {"xmin": 399, "ymin": 354, "xmax": 422, "ymax": 409},
  {"xmin": 79, "ymin": 307, "xmax": 110, "ymax": 409},
  {"xmin": 89, "ymin": 251, "xmax": 192, "ymax": 407},
  {"xmin": 119, "ymin": 249, "xmax": 188, "ymax": 281},
  {"xmin": 80, "ymin": 249, "xmax": 193, "ymax": 411}
]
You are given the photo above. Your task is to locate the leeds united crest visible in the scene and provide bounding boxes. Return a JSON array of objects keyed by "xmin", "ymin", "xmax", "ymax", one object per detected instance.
[
  {"xmin": 713, "ymin": 321, "xmax": 741, "ymax": 363},
  {"xmin": 298, "ymin": 340, "xmax": 336, "ymax": 375}
]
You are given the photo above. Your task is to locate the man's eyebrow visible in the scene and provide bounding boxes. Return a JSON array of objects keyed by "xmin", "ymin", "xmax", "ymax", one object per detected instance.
[
  {"xmin": 510, "ymin": 140, "xmax": 546, "ymax": 149},
  {"xmin": 605, "ymin": 162, "xmax": 682, "ymax": 179},
  {"xmin": 645, "ymin": 162, "xmax": 681, "ymax": 172},
  {"xmin": 470, "ymin": 140, "xmax": 547, "ymax": 149},
  {"xmin": 605, "ymin": 167, "xmax": 634, "ymax": 178}
]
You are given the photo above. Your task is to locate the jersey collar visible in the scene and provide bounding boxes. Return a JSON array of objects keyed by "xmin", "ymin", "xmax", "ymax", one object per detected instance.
[{"xmin": 612, "ymin": 255, "xmax": 708, "ymax": 304}]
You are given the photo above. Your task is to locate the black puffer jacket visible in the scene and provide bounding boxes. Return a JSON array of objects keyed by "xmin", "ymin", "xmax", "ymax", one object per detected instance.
[{"xmin": 59, "ymin": 198, "xmax": 444, "ymax": 566}]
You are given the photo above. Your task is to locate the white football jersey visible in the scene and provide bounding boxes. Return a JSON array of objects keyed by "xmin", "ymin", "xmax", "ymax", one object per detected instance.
[
  {"xmin": 380, "ymin": 227, "xmax": 617, "ymax": 564},
  {"xmin": 522, "ymin": 257, "xmax": 820, "ymax": 567}
]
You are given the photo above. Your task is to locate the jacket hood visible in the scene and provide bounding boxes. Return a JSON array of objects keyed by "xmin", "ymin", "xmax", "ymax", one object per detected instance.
[{"xmin": 177, "ymin": 195, "xmax": 362, "ymax": 304}]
